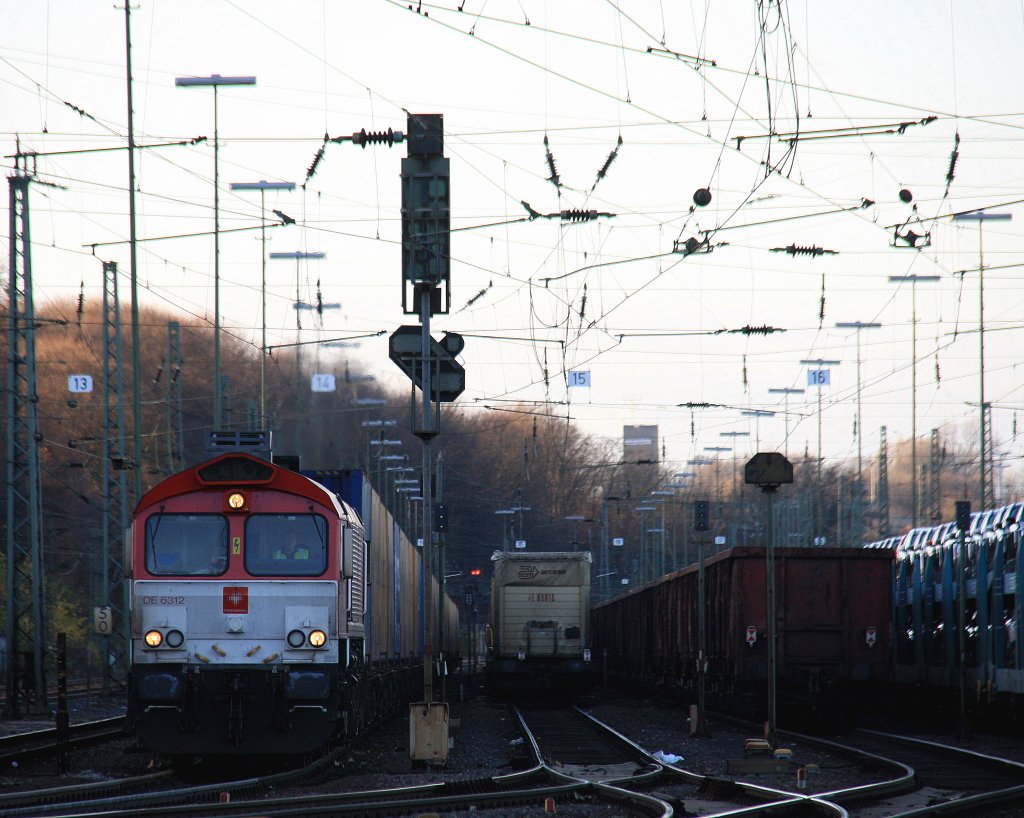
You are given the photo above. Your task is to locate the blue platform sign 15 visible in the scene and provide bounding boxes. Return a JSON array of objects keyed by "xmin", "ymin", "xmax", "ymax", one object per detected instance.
[
  {"xmin": 68, "ymin": 374, "xmax": 93, "ymax": 393},
  {"xmin": 567, "ymin": 370, "xmax": 591, "ymax": 387},
  {"xmin": 807, "ymin": 369, "xmax": 830, "ymax": 387}
]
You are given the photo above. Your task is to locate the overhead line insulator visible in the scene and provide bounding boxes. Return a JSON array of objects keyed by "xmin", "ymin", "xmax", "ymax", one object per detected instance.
[
  {"xmin": 770, "ymin": 244, "xmax": 838, "ymax": 257},
  {"xmin": 335, "ymin": 128, "xmax": 405, "ymax": 148},
  {"xmin": 945, "ymin": 131, "xmax": 960, "ymax": 195},
  {"xmin": 543, "ymin": 135, "xmax": 561, "ymax": 189},
  {"xmin": 737, "ymin": 324, "xmax": 783, "ymax": 336},
  {"xmin": 559, "ymin": 209, "xmax": 601, "ymax": 222},
  {"xmin": 592, "ymin": 135, "xmax": 623, "ymax": 191}
]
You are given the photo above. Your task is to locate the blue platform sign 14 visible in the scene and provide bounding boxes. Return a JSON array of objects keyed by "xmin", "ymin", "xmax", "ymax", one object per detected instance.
[
  {"xmin": 807, "ymin": 369, "xmax": 830, "ymax": 387},
  {"xmin": 68, "ymin": 374, "xmax": 93, "ymax": 393},
  {"xmin": 311, "ymin": 373, "xmax": 336, "ymax": 392},
  {"xmin": 567, "ymin": 370, "xmax": 591, "ymax": 388}
]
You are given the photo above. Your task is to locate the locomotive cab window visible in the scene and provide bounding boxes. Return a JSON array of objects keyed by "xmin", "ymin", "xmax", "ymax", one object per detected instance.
[
  {"xmin": 145, "ymin": 513, "xmax": 229, "ymax": 575},
  {"xmin": 245, "ymin": 514, "xmax": 328, "ymax": 576}
]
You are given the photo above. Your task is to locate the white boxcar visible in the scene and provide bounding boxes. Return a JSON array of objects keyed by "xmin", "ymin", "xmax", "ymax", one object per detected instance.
[{"xmin": 487, "ymin": 550, "xmax": 593, "ymax": 694}]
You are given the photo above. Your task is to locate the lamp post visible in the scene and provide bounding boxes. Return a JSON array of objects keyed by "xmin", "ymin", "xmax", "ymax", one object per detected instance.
[
  {"xmin": 741, "ymin": 409, "xmax": 775, "ymax": 450},
  {"xmin": 952, "ymin": 210, "xmax": 1012, "ymax": 510},
  {"xmin": 360, "ymin": 418, "xmax": 397, "ymax": 472},
  {"xmin": 600, "ymin": 496, "xmax": 623, "ymax": 600},
  {"xmin": 744, "ymin": 452, "xmax": 794, "ymax": 750},
  {"xmin": 175, "ymin": 74, "xmax": 256, "ymax": 429},
  {"xmin": 635, "ymin": 505, "xmax": 657, "ymax": 582},
  {"xmin": 835, "ymin": 321, "xmax": 882, "ymax": 545},
  {"xmin": 269, "ymin": 251, "xmax": 326, "ymax": 455},
  {"xmin": 703, "ymin": 447, "xmax": 731, "ymax": 497},
  {"xmin": 720, "ymin": 431, "xmax": 750, "ymax": 497},
  {"xmin": 652, "ymin": 489, "xmax": 679, "ymax": 571},
  {"xmin": 703, "ymin": 446, "xmax": 731, "ymax": 549},
  {"xmin": 230, "ymin": 180, "xmax": 295, "ymax": 428},
  {"xmin": 375, "ymin": 451, "xmax": 408, "ymax": 501},
  {"xmin": 269, "ymin": 250, "xmax": 328, "ymax": 335},
  {"xmin": 512, "ymin": 505, "xmax": 531, "ymax": 548},
  {"xmin": 767, "ymin": 387, "xmax": 805, "ymax": 458},
  {"xmin": 646, "ymin": 496, "xmax": 670, "ymax": 576},
  {"xmin": 721, "ymin": 431, "xmax": 750, "ymax": 545},
  {"xmin": 800, "ymin": 359, "xmax": 841, "ymax": 542},
  {"xmin": 565, "ymin": 515, "xmax": 596, "ymax": 552},
  {"xmin": 833, "ymin": 322, "xmax": 882, "ymax": 485},
  {"xmin": 495, "ymin": 509, "xmax": 515, "ymax": 550},
  {"xmin": 888, "ymin": 275, "xmax": 939, "ymax": 527}
]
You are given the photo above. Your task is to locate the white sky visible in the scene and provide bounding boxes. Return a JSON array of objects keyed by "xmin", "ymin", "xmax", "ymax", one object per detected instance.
[{"xmin": 3, "ymin": 1, "xmax": 1024, "ymax": 483}]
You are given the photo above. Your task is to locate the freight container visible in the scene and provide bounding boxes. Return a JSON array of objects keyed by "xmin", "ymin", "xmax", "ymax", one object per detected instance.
[{"xmin": 487, "ymin": 550, "xmax": 593, "ymax": 694}]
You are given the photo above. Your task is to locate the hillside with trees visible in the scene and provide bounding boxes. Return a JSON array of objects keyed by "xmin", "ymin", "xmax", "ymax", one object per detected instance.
[{"xmin": 1, "ymin": 295, "xmax": 1011, "ymax": 664}]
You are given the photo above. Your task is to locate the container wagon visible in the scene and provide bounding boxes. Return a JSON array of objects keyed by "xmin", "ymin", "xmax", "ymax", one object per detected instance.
[{"xmin": 486, "ymin": 550, "xmax": 593, "ymax": 695}]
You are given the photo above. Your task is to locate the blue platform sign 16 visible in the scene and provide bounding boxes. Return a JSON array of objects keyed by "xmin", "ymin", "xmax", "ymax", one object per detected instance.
[
  {"xmin": 68, "ymin": 374, "xmax": 93, "ymax": 393},
  {"xmin": 567, "ymin": 370, "xmax": 591, "ymax": 388},
  {"xmin": 807, "ymin": 369, "xmax": 830, "ymax": 387}
]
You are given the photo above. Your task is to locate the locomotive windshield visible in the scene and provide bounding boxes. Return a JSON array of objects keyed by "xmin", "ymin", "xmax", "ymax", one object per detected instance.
[
  {"xmin": 245, "ymin": 513, "xmax": 328, "ymax": 576},
  {"xmin": 146, "ymin": 513, "xmax": 229, "ymax": 575}
]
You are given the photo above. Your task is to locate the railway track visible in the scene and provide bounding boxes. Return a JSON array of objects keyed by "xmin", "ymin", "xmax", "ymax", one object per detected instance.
[
  {"xmin": 5, "ymin": 703, "xmax": 1024, "ymax": 817},
  {"xmin": 516, "ymin": 705, "xmax": 847, "ymax": 816},
  {"xmin": 515, "ymin": 704, "xmax": 660, "ymax": 780},
  {"xmin": 814, "ymin": 728, "xmax": 1024, "ymax": 817},
  {"xmin": 1, "ymin": 706, "xmax": 674, "ymax": 818},
  {"xmin": 0, "ymin": 716, "xmax": 127, "ymax": 768}
]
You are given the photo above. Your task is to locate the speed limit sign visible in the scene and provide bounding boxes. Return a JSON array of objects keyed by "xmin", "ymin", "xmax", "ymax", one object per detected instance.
[{"xmin": 93, "ymin": 606, "xmax": 112, "ymax": 635}]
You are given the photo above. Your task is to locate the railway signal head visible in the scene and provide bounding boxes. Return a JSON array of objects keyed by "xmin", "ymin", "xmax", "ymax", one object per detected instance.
[
  {"xmin": 744, "ymin": 452, "xmax": 793, "ymax": 493},
  {"xmin": 955, "ymin": 500, "xmax": 971, "ymax": 533},
  {"xmin": 694, "ymin": 500, "xmax": 710, "ymax": 532}
]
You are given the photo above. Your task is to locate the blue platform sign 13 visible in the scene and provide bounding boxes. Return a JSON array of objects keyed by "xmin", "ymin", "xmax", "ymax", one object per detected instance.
[
  {"xmin": 567, "ymin": 370, "xmax": 591, "ymax": 388},
  {"xmin": 807, "ymin": 369, "xmax": 830, "ymax": 387},
  {"xmin": 68, "ymin": 374, "xmax": 93, "ymax": 393}
]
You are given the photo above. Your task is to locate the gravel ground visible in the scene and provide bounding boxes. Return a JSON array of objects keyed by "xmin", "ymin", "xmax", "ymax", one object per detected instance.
[{"xmin": 4, "ymin": 685, "xmax": 1024, "ymax": 817}]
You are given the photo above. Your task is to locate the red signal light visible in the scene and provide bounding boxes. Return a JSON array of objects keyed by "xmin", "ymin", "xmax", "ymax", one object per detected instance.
[{"xmin": 469, "ymin": 568, "xmax": 482, "ymax": 577}]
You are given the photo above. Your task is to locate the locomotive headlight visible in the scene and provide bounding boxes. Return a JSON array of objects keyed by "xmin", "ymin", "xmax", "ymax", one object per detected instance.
[
  {"xmin": 165, "ymin": 629, "xmax": 185, "ymax": 648},
  {"xmin": 145, "ymin": 629, "xmax": 163, "ymax": 648},
  {"xmin": 286, "ymin": 629, "xmax": 307, "ymax": 648},
  {"xmin": 308, "ymin": 629, "xmax": 327, "ymax": 648}
]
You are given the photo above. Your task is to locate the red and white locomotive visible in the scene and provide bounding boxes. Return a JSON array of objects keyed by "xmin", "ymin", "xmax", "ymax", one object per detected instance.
[{"xmin": 127, "ymin": 434, "xmax": 449, "ymax": 756}]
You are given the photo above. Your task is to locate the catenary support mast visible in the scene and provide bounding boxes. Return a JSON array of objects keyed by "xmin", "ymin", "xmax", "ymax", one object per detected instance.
[{"xmin": 5, "ymin": 164, "xmax": 48, "ymax": 717}]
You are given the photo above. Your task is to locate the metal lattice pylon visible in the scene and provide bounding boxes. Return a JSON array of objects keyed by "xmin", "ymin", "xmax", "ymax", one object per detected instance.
[
  {"xmin": 850, "ymin": 474, "xmax": 865, "ymax": 549},
  {"xmin": 877, "ymin": 426, "xmax": 890, "ymax": 539},
  {"xmin": 101, "ymin": 261, "xmax": 130, "ymax": 694},
  {"xmin": 929, "ymin": 429, "xmax": 942, "ymax": 524},
  {"xmin": 246, "ymin": 400, "xmax": 259, "ymax": 430},
  {"xmin": 982, "ymin": 402, "xmax": 995, "ymax": 508},
  {"xmin": 220, "ymin": 374, "xmax": 232, "ymax": 430},
  {"xmin": 166, "ymin": 321, "xmax": 185, "ymax": 472},
  {"xmin": 5, "ymin": 170, "xmax": 48, "ymax": 717}
]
